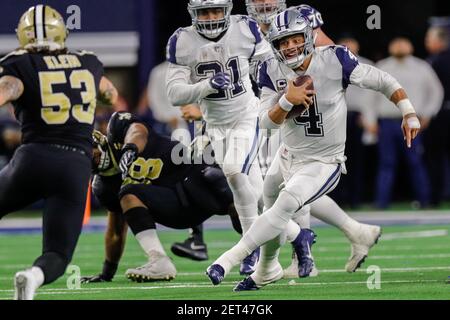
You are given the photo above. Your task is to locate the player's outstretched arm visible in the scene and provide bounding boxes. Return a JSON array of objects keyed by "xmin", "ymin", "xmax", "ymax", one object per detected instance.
[
  {"xmin": 98, "ymin": 76, "xmax": 119, "ymax": 106},
  {"xmin": 166, "ymin": 63, "xmax": 218, "ymax": 106},
  {"xmin": 0, "ymin": 75, "xmax": 24, "ymax": 106},
  {"xmin": 350, "ymin": 63, "xmax": 420, "ymax": 148},
  {"xmin": 81, "ymin": 211, "xmax": 128, "ymax": 283}
]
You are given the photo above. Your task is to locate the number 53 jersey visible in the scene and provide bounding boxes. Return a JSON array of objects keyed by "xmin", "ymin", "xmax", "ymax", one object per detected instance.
[
  {"xmin": 258, "ymin": 45, "xmax": 363, "ymax": 165},
  {"xmin": 166, "ymin": 15, "xmax": 272, "ymax": 125},
  {"xmin": 0, "ymin": 49, "xmax": 103, "ymax": 155}
]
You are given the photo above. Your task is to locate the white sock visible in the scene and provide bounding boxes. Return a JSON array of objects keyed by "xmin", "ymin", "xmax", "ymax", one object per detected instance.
[
  {"xmin": 135, "ymin": 229, "xmax": 166, "ymax": 257},
  {"xmin": 30, "ymin": 266, "xmax": 44, "ymax": 288},
  {"xmin": 293, "ymin": 205, "xmax": 311, "ymax": 229},
  {"xmin": 310, "ymin": 196, "xmax": 358, "ymax": 231},
  {"xmin": 286, "ymin": 220, "xmax": 301, "ymax": 243},
  {"xmin": 227, "ymin": 173, "xmax": 258, "ymax": 234},
  {"xmin": 214, "ymin": 191, "xmax": 299, "ymax": 274},
  {"xmin": 253, "ymin": 236, "xmax": 282, "ymax": 283}
]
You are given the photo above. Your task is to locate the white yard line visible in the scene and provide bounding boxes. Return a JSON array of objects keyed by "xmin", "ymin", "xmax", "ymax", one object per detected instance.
[{"xmin": 0, "ymin": 279, "xmax": 443, "ymax": 298}]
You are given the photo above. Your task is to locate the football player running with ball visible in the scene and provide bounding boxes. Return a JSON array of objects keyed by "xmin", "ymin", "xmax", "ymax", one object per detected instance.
[
  {"xmin": 0, "ymin": 5, "xmax": 118, "ymax": 299},
  {"xmin": 246, "ymin": 0, "xmax": 383, "ymax": 277},
  {"xmin": 207, "ymin": 9, "xmax": 421, "ymax": 291},
  {"xmin": 166, "ymin": 0, "xmax": 274, "ymax": 275}
]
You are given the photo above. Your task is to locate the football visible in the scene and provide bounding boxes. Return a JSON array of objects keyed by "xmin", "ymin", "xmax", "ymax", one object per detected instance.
[{"xmin": 286, "ymin": 75, "xmax": 314, "ymax": 119}]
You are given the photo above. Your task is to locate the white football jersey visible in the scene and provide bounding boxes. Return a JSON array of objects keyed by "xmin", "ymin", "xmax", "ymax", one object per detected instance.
[
  {"xmin": 166, "ymin": 15, "xmax": 272, "ymax": 125},
  {"xmin": 259, "ymin": 46, "xmax": 360, "ymax": 164}
]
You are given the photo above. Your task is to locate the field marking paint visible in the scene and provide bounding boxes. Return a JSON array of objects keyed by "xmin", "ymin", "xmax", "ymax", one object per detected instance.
[
  {"xmin": 0, "ymin": 279, "xmax": 443, "ymax": 298},
  {"xmin": 381, "ymin": 230, "xmax": 449, "ymax": 240}
]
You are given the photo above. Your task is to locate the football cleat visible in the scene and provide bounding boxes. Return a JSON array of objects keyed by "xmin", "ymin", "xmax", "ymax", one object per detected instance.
[
  {"xmin": 234, "ymin": 276, "xmax": 259, "ymax": 292},
  {"xmin": 14, "ymin": 270, "xmax": 38, "ymax": 300},
  {"xmin": 234, "ymin": 262, "xmax": 284, "ymax": 292},
  {"xmin": 240, "ymin": 248, "xmax": 260, "ymax": 276},
  {"xmin": 125, "ymin": 251, "xmax": 176, "ymax": 282},
  {"xmin": 345, "ymin": 224, "xmax": 382, "ymax": 273},
  {"xmin": 283, "ymin": 249, "xmax": 319, "ymax": 278},
  {"xmin": 170, "ymin": 237, "xmax": 208, "ymax": 261},
  {"xmin": 292, "ymin": 229, "xmax": 317, "ymax": 278},
  {"xmin": 206, "ymin": 264, "xmax": 225, "ymax": 286}
]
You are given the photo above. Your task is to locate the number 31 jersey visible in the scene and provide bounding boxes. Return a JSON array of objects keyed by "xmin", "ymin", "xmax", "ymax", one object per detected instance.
[
  {"xmin": 167, "ymin": 15, "xmax": 272, "ymax": 125},
  {"xmin": 258, "ymin": 45, "xmax": 361, "ymax": 164},
  {"xmin": 0, "ymin": 49, "xmax": 103, "ymax": 155}
]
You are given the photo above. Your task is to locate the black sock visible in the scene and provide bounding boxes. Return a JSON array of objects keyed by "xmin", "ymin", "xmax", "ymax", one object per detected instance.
[
  {"xmin": 124, "ymin": 207, "xmax": 155, "ymax": 235},
  {"xmin": 190, "ymin": 224, "xmax": 204, "ymax": 242}
]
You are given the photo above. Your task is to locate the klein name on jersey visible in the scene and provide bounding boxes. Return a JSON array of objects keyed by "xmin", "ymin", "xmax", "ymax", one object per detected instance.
[{"xmin": 43, "ymin": 55, "xmax": 82, "ymax": 70}]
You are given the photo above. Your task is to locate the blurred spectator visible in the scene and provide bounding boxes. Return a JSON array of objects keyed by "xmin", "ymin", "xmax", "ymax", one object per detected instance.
[
  {"xmin": 138, "ymin": 61, "xmax": 192, "ymax": 143},
  {"xmin": 424, "ymin": 20, "xmax": 450, "ymax": 206},
  {"xmin": 373, "ymin": 37, "xmax": 444, "ymax": 209},
  {"xmin": 333, "ymin": 37, "xmax": 380, "ymax": 208}
]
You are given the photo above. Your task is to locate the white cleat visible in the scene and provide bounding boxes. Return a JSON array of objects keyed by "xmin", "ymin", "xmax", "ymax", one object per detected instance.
[
  {"xmin": 14, "ymin": 270, "xmax": 38, "ymax": 300},
  {"xmin": 235, "ymin": 262, "xmax": 285, "ymax": 291},
  {"xmin": 125, "ymin": 251, "xmax": 177, "ymax": 282},
  {"xmin": 345, "ymin": 224, "xmax": 382, "ymax": 273},
  {"xmin": 283, "ymin": 250, "xmax": 319, "ymax": 279}
]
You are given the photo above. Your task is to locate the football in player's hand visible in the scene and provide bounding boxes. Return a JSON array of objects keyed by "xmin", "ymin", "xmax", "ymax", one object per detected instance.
[{"xmin": 286, "ymin": 75, "xmax": 314, "ymax": 119}]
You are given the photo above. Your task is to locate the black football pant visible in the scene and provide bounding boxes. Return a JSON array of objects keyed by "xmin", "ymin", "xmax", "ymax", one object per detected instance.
[
  {"xmin": 0, "ymin": 143, "xmax": 91, "ymax": 285},
  {"xmin": 118, "ymin": 166, "xmax": 238, "ymax": 230}
]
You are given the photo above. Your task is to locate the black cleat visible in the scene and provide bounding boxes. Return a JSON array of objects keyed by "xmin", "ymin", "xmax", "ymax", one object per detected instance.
[{"xmin": 171, "ymin": 237, "xmax": 208, "ymax": 261}]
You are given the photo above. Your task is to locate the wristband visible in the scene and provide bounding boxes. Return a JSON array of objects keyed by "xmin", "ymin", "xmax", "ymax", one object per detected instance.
[
  {"xmin": 279, "ymin": 94, "xmax": 294, "ymax": 112},
  {"xmin": 121, "ymin": 143, "xmax": 138, "ymax": 155},
  {"xmin": 397, "ymin": 99, "xmax": 416, "ymax": 117}
]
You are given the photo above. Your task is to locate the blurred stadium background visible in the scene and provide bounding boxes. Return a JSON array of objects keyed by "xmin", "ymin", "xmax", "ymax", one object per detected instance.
[{"xmin": 0, "ymin": 0, "xmax": 449, "ymax": 300}]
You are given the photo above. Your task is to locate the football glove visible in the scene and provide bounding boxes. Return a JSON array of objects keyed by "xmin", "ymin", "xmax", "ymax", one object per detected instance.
[
  {"xmin": 119, "ymin": 143, "xmax": 139, "ymax": 180},
  {"xmin": 80, "ymin": 274, "xmax": 112, "ymax": 284},
  {"xmin": 210, "ymin": 72, "xmax": 232, "ymax": 91},
  {"xmin": 92, "ymin": 130, "xmax": 121, "ymax": 176}
]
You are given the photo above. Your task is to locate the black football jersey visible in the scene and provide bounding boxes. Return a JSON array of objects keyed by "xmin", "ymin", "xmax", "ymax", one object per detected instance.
[
  {"xmin": 0, "ymin": 49, "xmax": 104, "ymax": 155},
  {"xmin": 107, "ymin": 111, "xmax": 198, "ymax": 188}
]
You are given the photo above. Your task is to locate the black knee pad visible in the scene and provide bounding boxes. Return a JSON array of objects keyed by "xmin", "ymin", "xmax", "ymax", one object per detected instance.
[{"xmin": 33, "ymin": 252, "xmax": 69, "ymax": 285}]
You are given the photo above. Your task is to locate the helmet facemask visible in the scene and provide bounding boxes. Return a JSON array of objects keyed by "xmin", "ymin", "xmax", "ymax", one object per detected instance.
[
  {"xmin": 268, "ymin": 12, "xmax": 315, "ymax": 70},
  {"xmin": 188, "ymin": 2, "xmax": 233, "ymax": 39},
  {"xmin": 246, "ymin": 0, "xmax": 286, "ymax": 25}
]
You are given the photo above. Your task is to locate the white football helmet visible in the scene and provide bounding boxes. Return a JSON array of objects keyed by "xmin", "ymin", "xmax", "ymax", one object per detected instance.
[
  {"xmin": 267, "ymin": 9, "xmax": 315, "ymax": 70},
  {"xmin": 245, "ymin": 0, "xmax": 286, "ymax": 25},
  {"xmin": 188, "ymin": 0, "xmax": 233, "ymax": 39}
]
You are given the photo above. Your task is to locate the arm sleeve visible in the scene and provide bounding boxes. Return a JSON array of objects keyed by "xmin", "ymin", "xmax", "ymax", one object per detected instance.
[
  {"xmin": 107, "ymin": 112, "xmax": 141, "ymax": 145},
  {"xmin": 259, "ymin": 87, "xmax": 283, "ymax": 130},
  {"xmin": 148, "ymin": 66, "xmax": 181, "ymax": 122},
  {"xmin": 166, "ymin": 62, "xmax": 216, "ymax": 106},
  {"xmin": 349, "ymin": 63, "xmax": 402, "ymax": 101}
]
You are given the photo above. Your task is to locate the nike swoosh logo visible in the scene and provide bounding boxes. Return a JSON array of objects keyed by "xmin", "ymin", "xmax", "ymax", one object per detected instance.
[{"xmin": 190, "ymin": 244, "xmax": 206, "ymax": 250}]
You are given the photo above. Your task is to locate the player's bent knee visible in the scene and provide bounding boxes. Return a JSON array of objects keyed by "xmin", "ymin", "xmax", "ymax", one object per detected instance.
[
  {"xmin": 120, "ymin": 193, "xmax": 145, "ymax": 212},
  {"xmin": 222, "ymin": 164, "xmax": 243, "ymax": 179},
  {"xmin": 277, "ymin": 190, "xmax": 303, "ymax": 213}
]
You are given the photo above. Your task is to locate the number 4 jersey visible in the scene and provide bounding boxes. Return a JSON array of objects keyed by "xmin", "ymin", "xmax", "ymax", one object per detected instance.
[
  {"xmin": 0, "ymin": 49, "xmax": 103, "ymax": 155},
  {"xmin": 259, "ymin": 45, "xmax": 361, "ymax": 165}
]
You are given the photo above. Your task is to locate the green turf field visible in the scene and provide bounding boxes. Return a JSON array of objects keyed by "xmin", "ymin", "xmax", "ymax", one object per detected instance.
[{"xmin": 0, "ymin": 224, "xmax": 449, "ymax": 300}]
